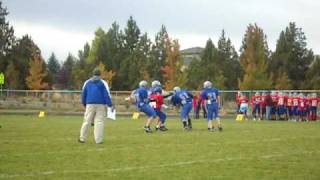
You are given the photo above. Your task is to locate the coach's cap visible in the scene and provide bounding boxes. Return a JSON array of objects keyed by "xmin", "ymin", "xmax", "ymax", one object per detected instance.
[{"xmin": 93, "ymin": 68, "xmax": 101, "ymax": 76}]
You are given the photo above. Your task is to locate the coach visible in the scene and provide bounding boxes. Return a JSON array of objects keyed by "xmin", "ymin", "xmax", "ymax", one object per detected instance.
[{"xmin": 79, "ymin": 68, "xmax": 114, "ymax": 144}]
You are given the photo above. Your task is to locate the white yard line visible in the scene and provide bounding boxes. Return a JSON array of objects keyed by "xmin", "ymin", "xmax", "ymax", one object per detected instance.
[
  {"xmin": 0, "ymin": 136, "xmax": 319, "ymax": 157},
  {"xmin": 0, "ymin": 150, "xmax": 318, "ymax": 179}
]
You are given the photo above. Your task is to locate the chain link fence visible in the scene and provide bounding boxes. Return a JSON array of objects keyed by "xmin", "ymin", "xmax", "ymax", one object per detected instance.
[{"xmin": 0, "ymin": 89, "xmax": 319, "ymax": 118}]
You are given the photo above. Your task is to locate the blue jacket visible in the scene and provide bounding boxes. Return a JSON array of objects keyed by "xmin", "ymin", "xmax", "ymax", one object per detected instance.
[{"xmin": 81, "ymin": 77, "xmax": 112, "ymax": 107}]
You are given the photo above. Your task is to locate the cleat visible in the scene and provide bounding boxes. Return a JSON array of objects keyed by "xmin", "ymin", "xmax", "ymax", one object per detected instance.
[
  {"xmin": 253, "ymin": 118, "xmax": 256, "ymax": 121},
  {"xmin": 144, "ymin": 126, "xmax": 152, "ymax": 133},
  {"xmin": 91, "ymin": 123, "xmax": 94, "ymax": 127},
  {"xmin": 218, "ymin": 127, "xmax": 223, "ymax": 131},
  {"xmin": 78, "ymin": 139, "xmax": 85, "ymax": 143},
  {"xmin": 160, "ymin": 126, "xmax": 168, "ymax": 131},
  {"xmin": 208, "ymin": 128, "xmax": 215, "ymax": 132}
]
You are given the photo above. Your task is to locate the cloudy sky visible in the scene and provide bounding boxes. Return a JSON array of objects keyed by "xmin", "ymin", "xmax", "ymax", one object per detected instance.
[{"xmin": 3, "ymin": 0, "xmax": 320, "ymax": 61}]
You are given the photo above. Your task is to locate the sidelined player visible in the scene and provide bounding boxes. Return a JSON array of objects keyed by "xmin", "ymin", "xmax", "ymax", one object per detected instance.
[
  {"xmin": 171, "ymin": 87, "xmax": 193, "ymax": 130},
  {"xmin": 277, "ymin": 92, "xmax": 287, "ymax": 120},
  {"xmin": 201, "ymin": 81, "xmax": 222, "ymax": 132},
  {"xmin": 251, "ymin": 92, "xmax": 261, "ymax": 121},
  {"xmin": 309, "ymin": 93, "xmax": 319, "ymax": 121}
]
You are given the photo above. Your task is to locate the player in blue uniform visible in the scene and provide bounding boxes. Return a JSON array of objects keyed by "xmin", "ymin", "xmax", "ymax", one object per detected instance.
[
  {"xmin": 133, "ymin": 80, "xmax": 157, "ymax": 133},
  {"xmin": 171, "ymin": 86, "xmax": 193, "ymax": 130},
  {"xmin": 200, "ymin": 81, "xmax": 222, "ymax": 132}
]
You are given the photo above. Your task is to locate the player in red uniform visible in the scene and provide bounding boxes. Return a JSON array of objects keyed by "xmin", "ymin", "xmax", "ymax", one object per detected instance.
[
  {"xmin": 238, "ymin": 93, "xmax": 249, "ymax": 120},
  {"xmin": 270, "ymin": 91, "xmax": 279, "ymax": 120},
  {"xmin": 309, "ymin": 93, "xmax": 319, "ymax": 121},
  {"xmin": 260, "ymin": 92, "xmax": 267, "ymax": 120},
  {"xmin": 277, "ymin": 92, "xmax": 287, "ymax": 120},
  {"xmin": 286, "ymin": 93, "xmax": 294, "ymax": 121},
  {"xmin": 292, "ymin": 93, "xmax": 300, "ymax": 121},
  {"xmin": 298, "ymin": 93, "xmax": 308, "ymax": 122},
  {"xmin": 251, "ymin": 92, "xmax": 261, "ymax": 121}
]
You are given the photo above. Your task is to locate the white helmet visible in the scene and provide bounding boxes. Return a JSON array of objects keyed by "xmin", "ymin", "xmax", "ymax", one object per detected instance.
[
  {"xmin": 203, "ymin": 81, "xmax": 212, "ymax": 88},
  {"xmin": 255, "ymin": 92, "xmax": 260, "ymax": 96},
  {"xmin": 139, "ymin": 80, "xmax": 148, "ymax": 87},
  {"xmin": 151, "ymin": 80, "xmax": 161, "ymax": 88},
  {"xmin": 173, "ymin": 86, "xmax": 181, "ymax": 93}
]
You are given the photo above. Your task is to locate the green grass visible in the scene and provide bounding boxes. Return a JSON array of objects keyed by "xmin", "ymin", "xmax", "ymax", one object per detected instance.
[{"xmin": 0, "ymin": 115, "xmax": 320, "ymax": 180}]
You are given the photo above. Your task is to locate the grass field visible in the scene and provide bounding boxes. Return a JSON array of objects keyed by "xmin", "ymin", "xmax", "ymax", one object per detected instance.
[{"xmin": 0, "ymin": 115, "xmax": 320, "ymax": 180}]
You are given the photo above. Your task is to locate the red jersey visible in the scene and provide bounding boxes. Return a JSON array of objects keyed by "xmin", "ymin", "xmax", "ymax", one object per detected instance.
[
  {"xmin": 260, "ymin": 94, "xmax": 267, "ymax": 107},
  {"xmin": 287, "ymin": 97, "xmax": 293, "ymax": 107},
  {"xmin": 150, "ymin": 93, "xmax": 164, "ymax": 110},
  {"xmin": 271, "ymin": 95, "xmax": 278, "ymax": 106},
  {"xmin": 239, "ymin": 96, "xmax": 248, "ymax": 104},
  {"xmin": 251, "ymin": 95, "xmax": 261, "ymax": 106},
  {"xmin": 310, "ymin": 98, "xmax": 320, "ymax": 107},
  {"xmin": 298, "ymin": 98, "xmax": 308, "ymax": 111},
  {"xmin": 292, "ymin": 97, "xmax": 300, "ymax": 107},
  {"xmin": 277, "ymin": 96, "xmax": 286, "ymax": 106}
]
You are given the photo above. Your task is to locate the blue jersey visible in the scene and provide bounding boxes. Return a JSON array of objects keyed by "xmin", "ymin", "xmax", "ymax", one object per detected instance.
[
  {"xmin": 171, "ymin": 90, "xmax": 193, "ymax": 106},
  {"xmin": 201, "ymin": 88, "xmax": 219, "ymax": 105},
  {"xmin": 135, "ymin": 87, "xmax": 150, "ymax": 107}
]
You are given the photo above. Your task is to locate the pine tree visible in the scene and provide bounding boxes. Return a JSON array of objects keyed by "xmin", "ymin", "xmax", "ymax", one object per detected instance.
[
  {"xmin": 73, "ymin": 43, "xmax": 90, "ymax": 89},
  {"xmin": 239, "ymin": 24, "xmax": 272, "ymax": 90},
  {"xmin": 306, "ymin": 56, "xmax": 320, "ymax": 89},
  {"xmin": 0, "ymin": 1, "xmax": 15, "ymax": 72},
  {"xmin": 275, "ymin": 71, "xmax": 292, "ymax": 90},
  {"xmin": 26, "ymin": 51, "xmax": 48, "ymax": 90},
  {"xmin": 216, "ymin": 30, "xmax": 241, "ymax": 89},
  {"xmin": 271, "ymin": 22, "xmax": 314, "ymax": 89},
  {"xmin": 58, "ymin": 53, "xmax": 75, "ymax": 89},
  {"xmin": 47, "ymin": 52, "xmax": 60, "ymax": 86}
]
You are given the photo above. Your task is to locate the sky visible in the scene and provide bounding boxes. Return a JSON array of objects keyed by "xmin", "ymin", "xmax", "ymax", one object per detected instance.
[{"xmin": 3, "ymin": 0, "xmax": 320, "ymax": 61}]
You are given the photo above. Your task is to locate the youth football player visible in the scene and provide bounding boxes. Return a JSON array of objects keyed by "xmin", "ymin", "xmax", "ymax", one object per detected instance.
[
  {"xmin": 201, "ymin": 81, "xmax": 221, "ymax": 132},
  {"xmin": 292, "ymin": 93, "xmax": 300, "ymax": 121},
  {"xmin": 298, "ymin": 93, "xmax": 308, "ymax": 122},
  {"xmin": 149, "ymin": 80, "xmax": 172, "ymax": 131},
  {"xmin": 309, "ymin": 93, "xmax": 319, "ymax": 121},
  {"xmin": 134, "ymin": 80, "xmax": 157, "ymax": 133},
  {"xmin": 277, "ymin": 92, "xmax": 287, "ymax": 120},
  {"xmin": 286, "ymin": 93, "xmax": 294, "ymax": 121},
  {"xmin": 260, "ymin": 92, "xmax": 267, "ymax": 120},
  {"xmin": 171, "ymin": 87, "xmax": 193, "ymax": 130},
  {"xmin": 238, "ymin": 93, "xmax": 249, "ymax": 120},
  {"xmin": 251, "ymin": 92, "xmax": 261, "ymax": 121},
  {"xmin": 270, "ymin": 91, "xmax": 278, "ymax": 120}
]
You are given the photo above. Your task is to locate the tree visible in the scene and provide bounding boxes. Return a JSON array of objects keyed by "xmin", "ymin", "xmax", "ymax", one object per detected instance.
[
  {"xmin": 25, "ymin": 51, "xmax": 48, "ymax": 90},
  {"xmin": 5, "ymin": 61, "xmax": 19, "ymax": 89},
  {"xmin": 87, "ymin": 28, "xmax": 108, "ymax": 67},
  {"xmin": 0, "ymin": 1, "xmax": 15, "ymax": 72},
  {"xmin": 270, "ymin": 22, "xmax": 314, "ymax": 89},
  {"xmin": 58, "ymin": 53, "xmax": 75, "ymax": 89},
  {"xmin": 73, "ymin": 43, "xmax": 90, "ymax": 89},
  {"xmin": 148, "ymin": 25, "xmax": 168, "ymax": 82},
  {"xmin": 47, "ymin": 52, "xmax": 60, "ymax": 86},
  {"xmin": 8, "ymin": 35, "xmax": 39, "ymax": 89},
  {"xmin": 274, "ymin": 71, "xmax": 292, "ymax": 90},
  {"xmin": 306, "ymin": 56, "xmax": 320, "ymax": 89},
  {"xmin": 161, "ymin": 38, "xmax": 184, "ymax": 90},
  {"xmin": 97, "ymin": 62, "xmax": 116, "ymax": 88},
  {"xmin": 216, "ymin": 30, "xmax": 241, "ymax": 89},
  {"xmin": 239, "ymin": 24, "xmax": 272, "ymax": 90}
]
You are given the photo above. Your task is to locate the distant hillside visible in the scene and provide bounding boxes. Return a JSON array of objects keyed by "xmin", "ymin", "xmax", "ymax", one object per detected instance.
[{"xmin": 180, "ymin": 47, "xmax": 204, "ymax": 55}]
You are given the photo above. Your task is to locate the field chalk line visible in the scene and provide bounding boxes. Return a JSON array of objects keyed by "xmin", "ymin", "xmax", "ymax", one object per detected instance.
[{"xmin": 0, "ymin": 150, "xmax": 319, "ymax": 178}]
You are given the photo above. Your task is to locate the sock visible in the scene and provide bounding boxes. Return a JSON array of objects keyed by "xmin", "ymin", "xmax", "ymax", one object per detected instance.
[
  {"xmin": 183, "ymin": 121, "xmax": 187, "ymax": 127},
  {"xmin": 188, "ymin": 118, "xmax": 192, "ymax": 127}
]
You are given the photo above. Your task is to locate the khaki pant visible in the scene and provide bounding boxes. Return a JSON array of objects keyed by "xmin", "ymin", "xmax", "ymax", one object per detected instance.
[{"xmin": 79, "ymin": 104, "xmax": 106, "ymax": 143}]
